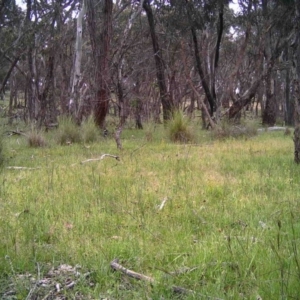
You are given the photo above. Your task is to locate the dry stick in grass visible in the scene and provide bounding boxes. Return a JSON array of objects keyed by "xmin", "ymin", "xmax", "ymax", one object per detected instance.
[
  {"xmin": 110, "ymin": 259, "xmax": 155, "ymax": 283},
  {"xmin": 110, "ymin": 259, "xmax": 224, "ymax": 299},
  {"xmin": 6, "ymin": 130, "xmax": 28, "ymax": 137},
  {"xmin": 81, "ymin": 154, "xmax": 120, "ymax": 164},
  {"xmin": 6, "ymin": 166, "xmax": 41, "ymax": 170}
]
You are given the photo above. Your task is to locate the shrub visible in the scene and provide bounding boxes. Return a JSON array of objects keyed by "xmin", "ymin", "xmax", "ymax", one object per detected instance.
[
  {"xmin": 211, "ymin": 119, "xmax": 258, "ymax": 140},
  {"xmin": 81, "ymin": 116, "xmax": 100, "ymax": 143},
  {"xmin": 27, "ymin": 130, "xmax": 47, "ymax": 148},
  {"xmin": 167, "ymin": 110, "xmax": 194, "ymax": 143},
  {"xmin": 56, "ymin": 116, "xmax": 82, "ymax": 145}
]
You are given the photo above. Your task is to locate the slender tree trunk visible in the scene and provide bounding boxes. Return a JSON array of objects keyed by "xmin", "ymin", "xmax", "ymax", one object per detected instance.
[
  {"xmin": 293, "ymin": 0, "xmax": 300, "ymax": 163},
  {"xmin": 0, "ymin": 55, "xmax": 19, "ymax": 95},
  {"xmin": 114, "ymin": 0, "xmax": 144, "ymax": 148},
  {"xmin": 143, "ymin": 0, "xmax": 173, "ymax": 122},
  {"xmin": 190, "ymin": 27, "xmax": 215, "ymax": 116}
]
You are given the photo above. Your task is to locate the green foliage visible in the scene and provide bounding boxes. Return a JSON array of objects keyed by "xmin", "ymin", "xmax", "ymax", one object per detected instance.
[
  {"xmin": 56, "ymin": 116, "xmax": 82, "ymax": 145},
  {"xmin": 81, "ymin": 115, "xmax": 100, "ymax": 143},
  {"xmin": 167, "ymin": 110, "xmax": 195, "ymax": 143}
]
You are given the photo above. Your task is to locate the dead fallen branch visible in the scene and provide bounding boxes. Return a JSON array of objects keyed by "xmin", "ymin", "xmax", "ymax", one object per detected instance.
[
  {"xmin": 110, "ymin": 258, "xmax": 223, "ymax": 299},
  {"xmin": 110, "ymin": 258, "xmax": 154, "ymax": 283},
  {"xmin": 5, "ymin": 130, "xmax": 28, "ymax": 136},
  {"xmin": 81, "ymin": 154, "xmax": 120, "ymax": 164},
  {"xmin": 6, "ymin": 166, "xmax": 40, "ymax": 170},
  {"xmin": 257, "ymin": 126, "xmax": 287, "ymax": 132}
]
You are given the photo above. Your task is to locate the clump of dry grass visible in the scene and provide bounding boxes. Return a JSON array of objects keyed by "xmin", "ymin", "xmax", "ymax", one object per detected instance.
[{"xmin": 27, "ymin": 130, "xmax": 47, "ymax": 147}]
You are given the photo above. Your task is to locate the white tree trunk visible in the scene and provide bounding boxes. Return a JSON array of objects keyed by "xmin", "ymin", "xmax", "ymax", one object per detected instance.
[{"xmin": 70, "ymin": 1, "xmax": 85, "ymax": 117}]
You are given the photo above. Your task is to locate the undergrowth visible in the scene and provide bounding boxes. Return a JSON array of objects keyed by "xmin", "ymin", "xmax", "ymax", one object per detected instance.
[{"xmin": 211, "ymin": 119, "xmax": 258, "ymax": 140}]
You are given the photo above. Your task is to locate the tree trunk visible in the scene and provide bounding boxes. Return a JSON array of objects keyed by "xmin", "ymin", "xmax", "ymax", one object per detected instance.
[
  {"xmin": 85, "ymin": 0, "xmax": 113, "ymax": 128},
  {"xmin": 262, "ymin": 75, "xmax": 276, "ymax": 126},
  {"xmin": 143, "ymin": 0, "xmax": 173, "ymax": 122},
  {"xmin": 284, "ymin": 46, "xmax": 293, "ymax": 126},
  {"xmin": 70, "ymin": 0, "xmax": 85, "ymax": 120},
  {"xmin": 293, "ymin": 0, "xmax": 300, "ymax": 163},
  {"xmin": 37, "ymin": 54, "xmax": 55, "ymax": 127},
  {"xmin": 190, "ymin": 26, "xmax": 215, "ymax": 116},
  {"xmin": 0, "ymin": 55, "xmax": 19, "ymax": 95},
  {"xmin": 228, "ymin": 77, "xmax": 261, "ymax": 120}
]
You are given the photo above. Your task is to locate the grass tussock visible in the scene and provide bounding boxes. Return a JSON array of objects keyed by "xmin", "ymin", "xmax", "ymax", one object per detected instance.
[
  {"xmin": 27, "ymin": 129, "xmax": 47, "ymax": 148},
  {"xmin": 167, "ymin": 110, "xmax": 195, "ymax": 143}
]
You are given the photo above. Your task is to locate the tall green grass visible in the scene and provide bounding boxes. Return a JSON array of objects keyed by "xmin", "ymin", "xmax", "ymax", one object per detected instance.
[{"xmin": 0, "ymin": 125, "xmax": 299, "ymax": 299}]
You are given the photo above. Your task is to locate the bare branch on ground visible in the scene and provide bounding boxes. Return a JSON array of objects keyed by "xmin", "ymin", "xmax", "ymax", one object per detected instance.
[
  {"xmin": 81, "ymin": 154, "xmax": 120, "ymax": 164},
  {"xmin": 110, "ymin": 258, "xmax": 223, "ymax": 299}
]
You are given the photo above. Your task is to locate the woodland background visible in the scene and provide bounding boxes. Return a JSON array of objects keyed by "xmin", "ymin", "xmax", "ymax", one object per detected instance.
[{"xmin": 1, "ymin": 0, "xmax": 300, "ymax": 144}]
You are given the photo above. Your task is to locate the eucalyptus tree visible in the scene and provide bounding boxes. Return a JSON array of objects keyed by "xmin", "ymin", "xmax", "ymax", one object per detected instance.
[
  {"xmin": 160, "ymin": 0, "xmax": 233, "ymax": 126},
  {"xmin": 85, "ymin": 0, "xmax": 113, "ymax": 128},
  {"xmin": 142, "ymin": 0, "xmax": 174, "ymax": 122},
  {"xmin": 260, "ymin": 0, "xmax": 295, "ymax": 126}
]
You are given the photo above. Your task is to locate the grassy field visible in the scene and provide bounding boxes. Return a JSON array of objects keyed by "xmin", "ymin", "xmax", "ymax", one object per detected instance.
[{"xmin": 0, "ymin": 122, "xmax": 299, "ymax": 299}]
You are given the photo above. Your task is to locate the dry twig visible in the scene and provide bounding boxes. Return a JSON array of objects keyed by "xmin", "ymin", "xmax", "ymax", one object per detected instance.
[
  {"xmin": 6, "ymin": 166, "xmax": 40, "ymax": 170},
  {"xmin": 81, "ymin": 154, "xmax": 120, "ymax": 164}
]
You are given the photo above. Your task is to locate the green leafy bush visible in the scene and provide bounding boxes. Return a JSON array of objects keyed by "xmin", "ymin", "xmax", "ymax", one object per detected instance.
[
  {"xmin": 81, "ymin": 116, "xmax": 100, "ymax": 143},
  {"xmin": 56, "ymin": 116, "xmax": 82, "ymax": 145}
]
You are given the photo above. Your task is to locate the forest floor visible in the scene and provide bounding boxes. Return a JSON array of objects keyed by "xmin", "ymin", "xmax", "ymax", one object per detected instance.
[{"xmin": 0, "ymin": 118, "xmax": 299, "ymax": 299}]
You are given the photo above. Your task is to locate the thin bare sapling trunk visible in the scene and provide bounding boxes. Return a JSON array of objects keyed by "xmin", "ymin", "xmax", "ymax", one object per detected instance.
[{"xmin": 114, "ymin": 0, "xmax": 144, "ymax": 149}]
